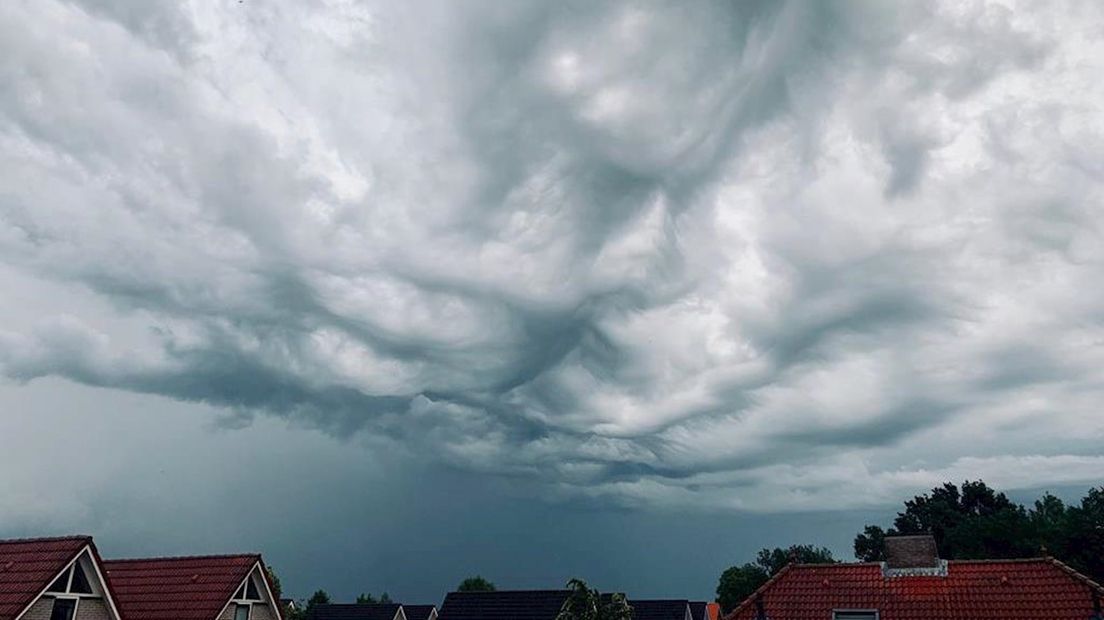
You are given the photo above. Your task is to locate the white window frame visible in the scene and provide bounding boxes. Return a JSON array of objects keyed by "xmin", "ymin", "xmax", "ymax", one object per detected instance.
[
  {"xmin": 46, "ymin": 553, "xmax": 102, "ymax": 599},
  {"xmin": 233, "ymin": 602, "xmax": 253, "ymax": 620},
  {"xmin": 49, "ymin": 597, "xmax": 80, "ymax": 620}
]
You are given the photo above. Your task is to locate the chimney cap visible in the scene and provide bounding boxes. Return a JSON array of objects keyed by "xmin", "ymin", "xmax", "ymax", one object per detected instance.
[{"xmin": 885, "ymin": 534, "xmax": 941, "ymax": 569}]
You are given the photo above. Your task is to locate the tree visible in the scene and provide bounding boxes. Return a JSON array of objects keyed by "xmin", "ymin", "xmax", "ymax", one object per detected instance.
[
  {"xmin": 755, "ymin": 545, "xmax": 836, "ymax": 574},
  {"xmin": 1054, "ymin": 487, "xmax": 1104, "ymax": 585},
  {"xmin": 356, "ymin": 592, "xmax": 393, "ymax": 604},
  {"xmin": 851, "ymin": 481, "xmax": 1104, "ymax": 586},
  {"xmin": 716, "ymin": 545, "xmax": 836, "ymax": 612},
  {"xmin": 556, "ymin": 578, "xmax": 632, "ymax": 620},
  {"xmin": 853, "ymin": 525, "xmax": 887, "ymax": 562},
  {"xmin": 715, "ymin": 564, "xmax": 768, "ymax": 613},
  {"xmin": 265, "ymin": 566, "xmax": 283, "ymax": 602},
  {"xmin": 854, "ymin": 481, "xmax": 1036, "ymax": 561},
  {"xmin": 304, "ymin": 590, "xmax": 331, "ymax": 617},
  {"xmin": 457, "ymin": 576, "xmax": 497, "ymax": 592}
]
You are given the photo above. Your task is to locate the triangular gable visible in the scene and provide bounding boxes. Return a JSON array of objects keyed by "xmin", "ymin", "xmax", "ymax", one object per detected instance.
[
  {"xmin": 14, "ymin": 542, "xmax": 123, "ymax": 620},
  {"xmin": 216, "ymin": 560, "xmax": 284, "ymax": 620}
]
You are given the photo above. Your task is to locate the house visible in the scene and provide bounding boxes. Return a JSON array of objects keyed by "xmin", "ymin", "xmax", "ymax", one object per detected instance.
[
  {"xmin": 101, "ymin": 553, "xmax": 283, "ymax": 620},
  {"xmin": 725, "ymin": 535, "xmax": 1104, "ymax": 620},
  {"xmin": 437, "ymin": 590, "xmax": 570, "ymax": 620},
  {"xmin": 307, "ymin": 604, "xmax": 438, "ymax": 620},
  {"xmin": 399, "ymin": 605, "xmax": 438, "ymax": 620},
  {"xmin": 626, "ymin": 600, "xmax": 691, "ymax": 620},
  {"xmin": 307, "ymin": 605, "xmax": 405, "ymax": 620},
  {"xmin": 0, "ymin": 535, "xmax": 124, "ymax": 620},
  {"xmin": 688, "ymin": 602, "xmax": 707, "ymax": 620}
]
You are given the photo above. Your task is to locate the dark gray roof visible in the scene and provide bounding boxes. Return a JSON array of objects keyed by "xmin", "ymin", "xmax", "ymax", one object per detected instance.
[
  {"xmin": 309, "ymin": 604, "xmax": 403, "ymax": 620},
  {"xmin": 688, "ymin": 602, "xmax": 707, "ymax": 620},
  {"xmin": 403, "ymin": 605, "xmax": 438, "ymax": 620},
  {"xmin": 626, "ymin": 600, "xmax": 689, "ymax": 620},
  {"xmin": 437, "ymin": 590, "xmax": 570, "ymax": 620}
]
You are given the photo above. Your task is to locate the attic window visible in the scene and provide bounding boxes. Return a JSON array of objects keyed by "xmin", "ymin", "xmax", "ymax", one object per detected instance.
[
  {"xmin": 46, "ymin": 561, "xmax": 95, "ymax": 596},
  {"xmin": 49, "ymin": 599, "xmax": 76, "ymax": 620},
  {"xmin": 833, "ymin": 612, "xmax": 878, "ymax": 620},
  {"xmin": 233, "ymin": 575, "xmax": 263, "ymax": 602},
  {"xmin": 246, "ymin": 577, "xmax": 261, "ymax": 600}
]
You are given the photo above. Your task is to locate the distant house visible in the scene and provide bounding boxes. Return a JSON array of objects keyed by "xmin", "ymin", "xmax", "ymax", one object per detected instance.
[
  {"xmin": 725, "ymin": 535, "xmax": 1104, "ymax": 620},
  {"xmin": 0, "ymin": 535, "xmax": 124, "ymax": 620},
  {"xmin": 438, "ymin": 590, "xmax": 570, "ymax": 620},
  {"xmin": 626, "ymin": 600, "xmax": 691, "ymax": 620},
  {"xmin": 438, "ymin": 591, "xmax": 703, "ymax": 620},
  {"xmin": 307, "ymin": 605, "xmax": 405, "ymax": 620},
  {"xmin": 400, "ymin": 605, "xmax": 438, "ymax": 620},
  {"xmin": 102, "ymin": 553, "xmax": 283, "ymax": 620},
  {"xmin": 307, "ymin": 604, "xmax": 437, "ymax": 620}
]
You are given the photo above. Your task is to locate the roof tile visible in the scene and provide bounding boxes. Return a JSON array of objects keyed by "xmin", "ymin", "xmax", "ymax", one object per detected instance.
[
  {"xmin": 726, "ymin": 558, "xmax": 1104, "ymax": 620},
  {"xmin": 0, "ymin": 536, "xmax": 91, "ymax": 620}
]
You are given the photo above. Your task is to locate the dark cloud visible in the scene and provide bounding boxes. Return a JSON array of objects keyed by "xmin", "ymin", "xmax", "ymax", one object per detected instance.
[{"xmin": 2, "ymin": 0, "xmax": 1104, "ymax": 514}]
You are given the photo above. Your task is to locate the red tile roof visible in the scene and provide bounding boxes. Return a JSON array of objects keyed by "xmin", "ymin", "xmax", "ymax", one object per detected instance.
[
  {"xmin": 102, "ymin": 554, "xmax": 271, "ymax": 620},
  {"xmin": 0, "ymin": 536, "xmax": 93, "ymax": 620},
  {"xmin": 726, "ymin": 558, "xmax": 1104, "ymax": 620}
]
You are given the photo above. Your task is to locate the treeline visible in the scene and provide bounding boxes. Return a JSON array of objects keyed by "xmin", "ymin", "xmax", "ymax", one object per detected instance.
[{"xmin": 716, "ymin": 481, "xmax": 1104, "ymax": 612}]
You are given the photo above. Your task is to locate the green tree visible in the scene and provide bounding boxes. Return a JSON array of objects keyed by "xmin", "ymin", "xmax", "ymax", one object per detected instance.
[
  {"xmin": 715, "ymin": 564, "xmax": 768, "ymax": 613},
  {"xmin": 716, "ymin": 545, "xmax": 836, "ymax": 612},
  {"xmin": 265, "ymin": 566, "xmax": 283, "ymax": 602},
  {"xmin": 853, "ymin": 525, "xmax": 887, "ymax": 562},
  {"xmin": 355, "ymin": 593, "xmax": 393, "ymax": 604},
  {"xmin": 1055, "ymin": 487, "xmax": 1104, "ymax": 585},
  {"xmin": 304, "ymin": 590, "xmax": 331, "ymax": 618},
  {"xmin": 755, "ymin": 545, "xmax": 836, "ymax": 574},
  {"xmin": 457, "ymin": 576, "xmax": 497, "ymax": 592},
  {"xmin": 556, "ymin": 578, "xmax": 632, "ymax": 620},
  {"xmin": 854, "ymin": 481, "xmax": 1036, "ymax": 561}
]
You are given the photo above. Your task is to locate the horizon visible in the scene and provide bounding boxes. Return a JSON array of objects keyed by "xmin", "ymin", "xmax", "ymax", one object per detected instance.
[{"xmin": 3, "ymin": 0, "xmax": 1104, "ymax": 610}]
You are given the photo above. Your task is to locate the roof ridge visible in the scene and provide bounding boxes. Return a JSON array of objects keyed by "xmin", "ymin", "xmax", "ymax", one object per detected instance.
[
  {"xmin": 946, "ymin": 557, "xmax": 1050, "ymax": 565},
  {"xmin": 1045, "ymin": 556, "xmax": 1104, "ymax": 595},
  {"xmin": 104, "ymin": 552, "xmax": 261, "ymax": 563},
  {"xmin": 317, "ymin": 603, "xmax": 402, "ymax": 607},
  {"xmin": 448, "ymin": 589, "xmax": 570, "ymax": 594},
  {"xmin": 0, "ymin": 535, "xmax": 92, "ymax": 544},
  {"xmin": 790, "ymin": 562, "xmax": 881, "ymax": 568}
]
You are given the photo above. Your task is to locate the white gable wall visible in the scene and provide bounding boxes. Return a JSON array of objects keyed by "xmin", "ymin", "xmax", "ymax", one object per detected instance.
[{"xmin": 16, "ymin": 548, "xmax": 121, "ymax": 620}]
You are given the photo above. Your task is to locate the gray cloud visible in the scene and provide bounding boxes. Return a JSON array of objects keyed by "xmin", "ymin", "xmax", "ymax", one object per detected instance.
[{"xmin": 2, "ymin": 0, "xmax": 1104, "ymax": 512}]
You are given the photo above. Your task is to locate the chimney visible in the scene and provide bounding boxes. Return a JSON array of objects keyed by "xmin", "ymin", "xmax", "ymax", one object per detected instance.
[{"xmin": 884, "ymin": 534, "xmax": 940, "ymax": 569}]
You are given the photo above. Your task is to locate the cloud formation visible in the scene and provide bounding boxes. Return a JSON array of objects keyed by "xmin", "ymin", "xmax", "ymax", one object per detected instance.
[{"xmin": 2, "ymin": 0, "xmax": 1104, "ymax": 511}]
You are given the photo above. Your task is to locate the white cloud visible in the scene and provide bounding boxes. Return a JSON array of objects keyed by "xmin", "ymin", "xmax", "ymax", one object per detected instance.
[{"xmin": 2, "ymin": 0, "xmax": 1104, "ymax": 512}]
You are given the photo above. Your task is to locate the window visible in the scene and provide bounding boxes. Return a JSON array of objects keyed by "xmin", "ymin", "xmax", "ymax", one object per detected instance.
[
  {"xmin": 234, "ymin": 604, "xmax": 251, "ymax": 620},
  {"xmin": 46, "ymin": 559, "xmax": 96, "ymax": 596},
  {"xmin": 50, "ymin": 599, "xmax": 76, "ymax": 620},
  {"xmin": 70, "ymin": 564, "xmax": 93, "ymax": 595},
  {"xmin": 833, "ymin": 612, "xmax": 877, "ymax": 620},
  {"xmin": 245, "ymin": 577, "xmax": 261, "ymax": 601}
]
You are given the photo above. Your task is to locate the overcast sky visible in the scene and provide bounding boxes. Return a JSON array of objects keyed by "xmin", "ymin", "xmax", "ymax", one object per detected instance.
[{"xmin": 2, "ymin": 0, "xmax": 1104, "ymax": 605}]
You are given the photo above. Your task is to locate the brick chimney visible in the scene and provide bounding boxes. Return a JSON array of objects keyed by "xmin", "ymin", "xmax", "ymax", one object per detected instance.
[{"xmin": 884, "ymin": 534, "xmax": 940, "ymax": 569}]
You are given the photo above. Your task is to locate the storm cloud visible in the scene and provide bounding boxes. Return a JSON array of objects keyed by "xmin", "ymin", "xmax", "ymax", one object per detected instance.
[{"xmin": 3, "ymin": 0, "xmax": 1104, "ymax": 513}]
